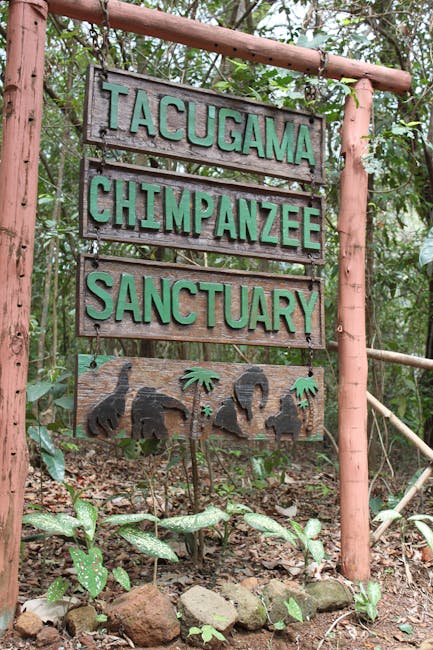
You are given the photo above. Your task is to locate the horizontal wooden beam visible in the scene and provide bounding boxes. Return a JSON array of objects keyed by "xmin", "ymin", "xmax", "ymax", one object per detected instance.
[
  {"xmin": 328, "ymin": 340, "xmax": 433, "ymax": 370},
  {"xmin": 47, "ymin": 0, "xmax": 411, "ymax": 94}
]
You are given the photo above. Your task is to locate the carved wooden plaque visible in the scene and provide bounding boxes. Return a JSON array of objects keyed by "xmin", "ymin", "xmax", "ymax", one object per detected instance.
[
  {"xmin": 80, "ymin": 158, "xmax": 324, "ymax": 264},
  {"xmin": 77, "ymin": 254, "xmax": 324, "ymax": 349},
  {"xmin": 84, "ymin": 66, "xmax": 325, "ymax": 183},
  {"xmin": 75, "ymin": 356, "xmax": 324, "ymax": 442}
]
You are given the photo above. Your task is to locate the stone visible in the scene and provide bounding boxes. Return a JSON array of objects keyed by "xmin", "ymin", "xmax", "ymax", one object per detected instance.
[
  {"xmin": 219, "ymin": 582, "xmax": 266, "ymax": 630},
  {"xmin": 261, "ymin": 579, "xmax": 317, "ymax": 625},
  {"xmin": 65, "ymin": 605, "xmax": 97, "ymax": 636},
  {"xmin": 106, "ymin": 583, "xmax": 180, "ymax": 647},
  {"xmin": 305, "ymin": 579, "xmax": 352, "ymax": 612},
  {"xmin": 240, "ymin": 577, "xmax": 259, "ymax": 591},
  {"xmin": 14, "ymin": 611, "xmax": 43, "ymax": 638},
  {"xmin": 179, "ymin": 585, "xmax": 238, "ymax": 648},
  {"xmin": 420, "ymin": 640, "xmax": 433, "ymax": 650},
  {"xmin": 35, "ymin": 626, "xmax": 62, "ymax": 647}
]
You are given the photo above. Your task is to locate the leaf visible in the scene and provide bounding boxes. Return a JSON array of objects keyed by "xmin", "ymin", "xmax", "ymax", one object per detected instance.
[
  {"xmin": 118, "ymin": 526, "xmax": 178, "ymax": 562},
  {"xmin": 74, "ymin": 498, "xmax": 98, "ymax": 543},
  {"xmin": 27, "ymin": 381, "xmax": 52, "ymax": 403},
  {"xmin": 69, "ymin": 546, "xmax": 108, "ymax": 599},
  {"xmin": 285, "ymin": 597, "xmax": 303, "ymax": 623},
  {"xmin": 365, "ymin": 602, "xmax": 378, "ymax": 622},
  {"xmin": 46, "ymin": 577, "xmax": 70, "ymax": 603},
  {"xmin": 413, "ymin": 520, "xmax": 433, "ymax": 553},
  {"xmin": 408, "ymin": 514, "xmax": 433, "ymax": 524},
  {"xmin": 103, "ymin": 513, "xmax": 159, "ymax": 526},
  {"xmin": 202, "ymin": 626, "xmax": 213, "ymax": 643},
  {"xmin": 419, "ymin": 228, "xmax": 433, "ymax": 267},
  {"xmin": 366, "ymin": 581, "xmax": 381, "ymax": 606},
  {"xmin": 373, "ymin": 509, "xmax": 402, "ymax": 523},
  {"xmin": 22, "ymin": 512, "xmax": 79, "ymax": 537},
  {"xmin": 303, "ymin": 518, "xmax": 322, "ymax": 539},
  {"xmin": 112, "ymin": 567, "xmax": 131, "ymax": 591},
  {"xmin": 243, "ymin": 513, "xmax": 296, "ymax": 544},
  {"xmin": 27, "ymin": 425, "xmax": 56, "ymax": 455},
  {"xmin": 273, "ymin": 620, "xmax": 286, "ymax": 630},
  {"xmin": 188, "ymin": 627, "xmax": 201, "ymax": 636},
  {"xmin": 307, "ymin": 539, "xmax": 325, "ymax": 564},
  {"xmin": 399, "ymin": 623, "xmax": 414, "ymax": 634},
  {"xmin": 226, "ymin": 502, "xmax": 252, "ymax": 515},
  {"xmin": 41, "ymin": 448, "xmax": 65, "ymax": 483},
  {"xmin": 54, "ymin": 395, "xmax": 74, "ymax": 410},
  {"xmin": 160, "ymin": 506, "xmax": 229, "ymax": 534}
]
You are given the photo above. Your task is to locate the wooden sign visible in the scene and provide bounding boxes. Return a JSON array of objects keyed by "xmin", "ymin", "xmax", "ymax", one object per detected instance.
[
  {"xmin": 84, "ymin": 66, "xmax": 325, "ymax": 183},
  {"xmin": 75, "ymin": 356, "xmax": 324, "ymax": 442},
  {"xmin": 80, "ymin": 158, "xmax": 324, "ymax": 265},
  {"xmin": 77, "ymin": 254, "xmax": 324, "ymax": 349}
]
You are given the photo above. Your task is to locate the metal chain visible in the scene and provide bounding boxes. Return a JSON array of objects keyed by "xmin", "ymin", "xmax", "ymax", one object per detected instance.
[
  {"xmin": 90, "ymin": 324, "xmax": 101, "ymax": 369},
  {"xmin": 304, "ymin": 46, "xmax": 329, "ymax": 104}
]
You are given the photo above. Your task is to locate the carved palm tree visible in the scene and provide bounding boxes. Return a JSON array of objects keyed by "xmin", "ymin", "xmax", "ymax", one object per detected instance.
[{"xmin": 290, "ymin": 376, "xmax": 319, "ymax": 432}]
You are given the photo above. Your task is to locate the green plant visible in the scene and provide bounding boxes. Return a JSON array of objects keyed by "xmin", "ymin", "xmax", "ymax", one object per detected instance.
[
  {"xmin": 188, "ymin": 624, "xmax": 226, "ymax": 644},
  {"xmin": 353, "ymin": 581, "xmax": 381, "ymax": 622},
  {"xmin": 244, "ymin": 512, "xmax": 325, "ymax": 568},
  {"xmin": 22, "ymin": 488, "xmax": 178, "ymax": 600},
  {"xmin": 374, "ymin": 508, "xmax": 433, "ymax": 561}
]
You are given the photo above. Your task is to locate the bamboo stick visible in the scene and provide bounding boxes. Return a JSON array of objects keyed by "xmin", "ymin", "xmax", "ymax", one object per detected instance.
[
  {"xmin": 47, "ymin": 0, "xmax": 411, "ymax": 93},
  {"xmin": 371, "ymin": 464, "xmax": 433, "ymax": 544},
  {"xmin": 367, "ymin": 392, "xmax": 433, "ymax": 462},
  {"xmin": 328, "ymin": 341, "xmax": 433, "ymax": 371}
]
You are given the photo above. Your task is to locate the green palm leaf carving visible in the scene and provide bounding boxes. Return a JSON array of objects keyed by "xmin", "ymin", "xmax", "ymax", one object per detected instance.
[
  {"xmin": 290, "ymin": 377, "xmax": 319, "ymax": 401},
  {"xmin": 180, "ymin": 367, "xmax": 220, "ymax": 393}
]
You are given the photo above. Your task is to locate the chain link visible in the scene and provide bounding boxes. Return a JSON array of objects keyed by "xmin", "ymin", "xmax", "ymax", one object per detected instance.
[{"xmin": 90, "ymin": 324, "xmax": 101, "ymax": 369}]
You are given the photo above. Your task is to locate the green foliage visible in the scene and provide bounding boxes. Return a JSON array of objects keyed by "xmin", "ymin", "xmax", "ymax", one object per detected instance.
[
  {"xmin": 374, "ymin": 509, "xmax": 433, "ymax": 555},
  {"xmin": 159, "ymin": 505, "xmax": 229, "ymax": 534},
  {"xmin": 353, "ymin": 581, "xmax": 381, "ymax": 622},
  {"xmin": 243, "ymin": 513, "xmax": 325, "ymax": 566},
  {"xmin": 112, "ymin": 567, "xmax": 131, "ymax": 592},
  {"xmin": 188, "ymin": 624, "xmax": 226, "ymax": 644},
  {"xmin": 117, "ymin": 525, "xmax": 179, "ymax": 562},
  {"xmin": 46, "ymin": 577, "xmax": 70, "ymax": 603},
  {"xmin": 285, "ymin": 597, "xmax": 304, "ymax": 623},
  {"xmin": 69, "ymin": 546, "xmax": 108, "ymax": 599}
]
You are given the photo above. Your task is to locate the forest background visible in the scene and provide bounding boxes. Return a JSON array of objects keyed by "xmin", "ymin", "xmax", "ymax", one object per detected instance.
[{"xmin": 1, "ymin": 0, "xmax": 433, "ymax": 466}]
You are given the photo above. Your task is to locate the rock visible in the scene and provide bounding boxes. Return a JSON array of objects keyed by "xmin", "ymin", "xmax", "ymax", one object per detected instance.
[
  {"xmin": 22, "ymin": 596, "xmax": 81, "ymax": 625},
  {"xmin": 107, "ymin": 583, "xmax": 180, "ymax": 647},
  {"xmin": 240, "ymin": 577, "xmax": 259, "ymax": 591},
  {"xmin": 14, "ymin": 611, "xmax": 43, "ymax": 638},
  {"xmin": 35, "ymin": 626, "xmax": 62, "ymax": 647},
  {"xmin": 261, "ymin": 579, "xmax": 317, "ymax": 625},
  {"xmin": 305, "ymin": 579, "xmax": 352, "ymax": 612},
  {"xmin": 219, "ymin": 582, "xmax": 266, "ymax": 630},
  {"xmin": 65, "ymin": 605, "xmax": 97, "ymax": 636},
  {"xmin": 179, "ymin": 585, "xmax": 238, "ymax": 648},
  {"xmin": 420, "ymin": 640, "xmax": 433, "ymax": 650}
]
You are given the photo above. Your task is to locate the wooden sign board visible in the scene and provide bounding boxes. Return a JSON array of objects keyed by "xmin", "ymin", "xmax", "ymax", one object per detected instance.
[
  {"xmin": 77, "ymin": 254, "xmax": 324, "ymax": 349},
  {"xmin": 80, "ymin": 158, "xmax": 324, "ymax": 264},
  {"xmin": 75, "ymin": 356, "xmax": 324, "ymax": 443},
  {"xmin": 84, "ymin": 66, "xmax": 325, "ymax": 183}
]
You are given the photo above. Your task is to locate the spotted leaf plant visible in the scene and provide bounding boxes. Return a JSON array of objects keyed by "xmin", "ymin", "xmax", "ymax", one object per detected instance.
[{"xmin": 22, "ymin": 496, "xmax": 178, "ymax": 601}]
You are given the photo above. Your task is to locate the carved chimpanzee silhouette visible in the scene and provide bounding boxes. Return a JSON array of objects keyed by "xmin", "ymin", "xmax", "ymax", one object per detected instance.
[
  {"xmin": 131, "ymin": 387, "xmax": 189, "ymax": 440},
  {"xmin": 265, "ymin": 393, "xmax": 301, "ymax": 443},
  {"xmin": 214, "ymin": 397, "xmax": 248, "ymax": 438},
  {"xmin": 234, "ymin": 366, "xmax": 269, "ymax": 421},
  {"xmin": 87, "ymin": 361, "xmax": 132, "ymax": 436}
]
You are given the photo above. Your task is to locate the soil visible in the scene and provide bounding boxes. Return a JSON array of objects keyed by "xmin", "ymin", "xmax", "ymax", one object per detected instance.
[{"xmin": 4, "ymin": 437, "xmax": 433, "ymax": 649}]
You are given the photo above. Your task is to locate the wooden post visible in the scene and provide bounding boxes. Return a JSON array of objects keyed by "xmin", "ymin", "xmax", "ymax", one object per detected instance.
[
  {"xmin": 338, "ymin": 79, "xmax": 373, "ymax": 582},
  {"xmin": 0, "ymin": 0, "xmax": 47, "ymax": 633}
]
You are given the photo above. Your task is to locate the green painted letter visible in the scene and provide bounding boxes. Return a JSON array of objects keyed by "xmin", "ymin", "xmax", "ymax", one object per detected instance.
[
  {"xmin": 199, "ymin": 282, "xmax": 223, "ymax": 327},
  {"xmin": 238, "ymin": 198, "xmax": 258, "ymax": 242},
  {"xmin": 130, "ymin": 89, "xmax": 156, "ymax": 135},
  {"xmin": 218, "ymin": 108, "xmax": 242, "ymax": 152},
  {"xmin": 86, "ymin": 271, "xmax": 113, "ymax": 320},
  {"xmin": 164, "ymin": 188, "xmax": 191, "ymax": 233},
  {"xmin": 214, "ymin": 196, "xmax": 237, "ymax": 240},
  {"xmin": 102, "ymin": 81, "xmax": 129, "ymax": 130},
  {"xmin": 295, "ymin": 124, "xmax": 315, "ymax": 166},
  {"xmin": 242, "ymin": 114, "xmax": 265, "ymax": 158},
  {"xmin": 265, "ymin": 118, "xmax": 294, "ymax": 163},
  {"xmin": 143, "ymin": 276, "xmax": 171, "ymax": 324},
  {"xmin": 187, "ymin": 103, "xmax": 215, "ymax": 147},
  {"xmin": 281, "ymin": 204, "xmax": 300, "ymax": 247},
  {"xmin": 89, "ymin": 175, "xmax": 111, "ymax": 223},
  {"xmin": 139, "ymin": 183, "xmax": 161, "ymax": 230},
  {"xmin": 224, "ymin": 285, "xmax": 249, "ymax": 329},
  {"xmin": 296, "ymin": 289, "xmax": 318, "ymax": 334},
  {"xmin": 115, "ymin": 273, "xmax": 141, "ymax": 322},
  {"xmin": 249, "ymin": 287, "xmax": 272, "ymax": 331},
  {"xmin": 303, "ymin": 207, "xmax": 321, "ymax": 250},
  {"xmin": 172, "ymin": 280, "xmax": 197, "ymax": 325},
  {"xmin": 272, "ymin": 289, "xmax": 295, "ymax": 332},
  {"xmin": 159, "ymin": 96, "xmax": 185, "ymax": 141},
  {"xmin": 115, "ymin": 180, "xmax": 136, "ymax": 227},
  {"xmin": 193, "ymin": 191, "xmax": 214, "ymax": 235}
]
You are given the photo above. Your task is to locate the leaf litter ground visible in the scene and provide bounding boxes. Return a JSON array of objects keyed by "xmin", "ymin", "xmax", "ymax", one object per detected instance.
[{"xmin": 5, "ymin": 438, "xmax": 433, "ymax": 649}]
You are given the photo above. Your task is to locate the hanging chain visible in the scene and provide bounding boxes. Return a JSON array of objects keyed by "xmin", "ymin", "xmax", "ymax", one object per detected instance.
[
  {"xmin": 304, "ymin": 46, "xmax": 329, "ymax": 104},
  {"xmin": 90, "ymin": 323, "xmax": 101, "ymax": 369}
]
